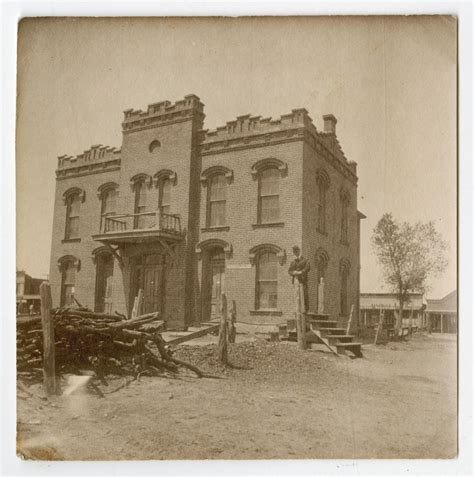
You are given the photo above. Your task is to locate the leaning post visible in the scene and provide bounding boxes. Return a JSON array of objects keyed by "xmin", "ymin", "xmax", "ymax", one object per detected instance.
[
  {"xmin": 218, "ymin": 293, "xmax": 228, "ymax": 364},
  {"xmin": 40, "ymin": 281, "xmax": 57, "ymax": 395},
  {"xmin": 296, "ymin": 282, "xmax": 307, "ymax": 350}
]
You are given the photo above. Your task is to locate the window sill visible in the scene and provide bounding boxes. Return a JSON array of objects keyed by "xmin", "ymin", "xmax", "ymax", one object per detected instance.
[
  {"xmin": 62, "ymin": 238, "xmax": 81, "ymax": 243},
  {"xmin": 201, "ymin": 226, "xmax": 230, "ymax": 232},
  {"xmin": 250, "ymin": 309, "xmax": 283, "ymax": 316},
  {"xmin": 252, "ymin": 222, "xmax": 285, "ymax": 229}
]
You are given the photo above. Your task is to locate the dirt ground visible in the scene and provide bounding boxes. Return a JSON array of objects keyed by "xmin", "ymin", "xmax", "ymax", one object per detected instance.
[{"xmin": 17, "ymin": 332, "xmax": 457, "ymax": 460}]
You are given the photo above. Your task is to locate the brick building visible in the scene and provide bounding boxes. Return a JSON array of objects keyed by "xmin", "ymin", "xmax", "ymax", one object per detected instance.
[
  {"xmin": 16, "ymin": 270, "xmax": 43, "ymax": 315},
  {"xmin": 49, "ymin": 94, "xmax": 364, "ymax": 329}
]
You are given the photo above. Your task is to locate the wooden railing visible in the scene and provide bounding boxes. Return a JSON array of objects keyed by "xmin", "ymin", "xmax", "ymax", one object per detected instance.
[{"xmin": 101, "ymin": 211, "xmax": 182, "ymax": 235}]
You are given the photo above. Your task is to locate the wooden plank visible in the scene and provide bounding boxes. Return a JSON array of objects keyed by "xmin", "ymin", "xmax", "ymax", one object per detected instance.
[
  {"xmin": 164, "ymin": 324, "xmax": 220, "ymax": 345},
  {"xmin": 40, "ymin": 282, "xmax": 57, "ymax": 396},
  {"xmin": 296, "ymin": 282, "xmax": 307, "ymax": 350},
  {"xmin": 345, "ymin": 304, "xmax": 354, "ymax": 335},
  {"xmin": 374, "ymin": 308, "xmax": 384, "ymax": 345},
  {"xmin": 218, "ymin": 293, "xmax": 228, "ymax": 364},
  {"xmin": 228, "ymin": 300, "xmax": 237, "ymax": 344}
]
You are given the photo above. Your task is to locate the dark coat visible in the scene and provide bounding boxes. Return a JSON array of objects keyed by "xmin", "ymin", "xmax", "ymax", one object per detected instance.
[{"xmin": 288, "ymin": 256, "xmax": 311, "ymax": 284}]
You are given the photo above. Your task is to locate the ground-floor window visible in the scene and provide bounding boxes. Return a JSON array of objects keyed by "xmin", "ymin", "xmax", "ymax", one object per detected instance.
[
  {"xmin": 60, "ymin": 259, "xmax": 77, "ymax": 306},
  {"xmin": 256, "ymin": 251, "xmax": 278, "ymax": 309},
  {"xmin": 95, "ymin": 252, "xmax": 114, "ymax": 313}
]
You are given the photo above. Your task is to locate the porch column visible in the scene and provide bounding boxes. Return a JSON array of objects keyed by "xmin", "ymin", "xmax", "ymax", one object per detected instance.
[{"xmin": 440, "ymin": 313, "xmax": 444, "ymax": 333}]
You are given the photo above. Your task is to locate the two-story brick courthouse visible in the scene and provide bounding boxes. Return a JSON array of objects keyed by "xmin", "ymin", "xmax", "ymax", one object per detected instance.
[{"xmin": 49, "ymin": 94, "xmax": 364, "ymax": 330}]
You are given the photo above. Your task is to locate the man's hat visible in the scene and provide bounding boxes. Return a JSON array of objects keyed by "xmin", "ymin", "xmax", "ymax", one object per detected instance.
[{"xmin": 292, "ymin": 245, "xmax": 300, "ymax": 252}]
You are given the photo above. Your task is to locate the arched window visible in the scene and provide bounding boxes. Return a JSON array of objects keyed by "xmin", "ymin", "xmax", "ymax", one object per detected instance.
[
  {"xmin": 314, "ymin": 248, "xmax": 329, "ymax": 311},
  {"xmin": 316, "ymin": 169, "xmax": 330, "ymax": 233},
  {"xmin": 207, "ymin": 174, "xmax": 227, "ymax": 227},
  {"xmin": 63, "ymin": 190, "xmax": 84, "ymax": 240},
  {"xmin": 256, "ymin": 251, "xmax": 278, "ymax": 310},
  {"xmin": 340, "ymin": 259, "xmax": 351, "ymax": 316},
  {"xmin": 149, "ymin": 139, "xmax": 161, "ymax": 153},
  {"xmin": 159, "ymin": 178, "xmax": 172, "ymax": 215},
  {"xmin": 340, "ymin": 189, "xmax": 350, "ymax": 244},
  {"xmin": 98, "ymin": 183, "xmax": 119, "ymax": 231},
  {"xmin": 258, "ymin": 167, "xmax": 280, "ymax": 224},
  {"xmin": 133, "ymin": 179, "xmax": 148, "ymax": 229},
  {"xmin": 58, "ymin": 256, "xmax": 80, "ymax": 306}
]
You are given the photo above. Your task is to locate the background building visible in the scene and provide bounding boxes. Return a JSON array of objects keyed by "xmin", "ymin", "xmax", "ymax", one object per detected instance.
[
  {"xmin": 16, "ymin": 271, "xmax": 42, "ymax": 315},
  {"xmin": 359, "ymin": 292, "xmax": 426, "ymax": 336},
  {"xmin": 49, "ymin": 95, "xmax": 363, "ymax": 329},
  {"xmin": 425, "ymin": 290, "xmax": 457, "ymax": 333}
]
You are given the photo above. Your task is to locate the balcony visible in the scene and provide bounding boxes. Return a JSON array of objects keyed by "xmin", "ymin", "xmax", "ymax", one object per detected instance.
[{"xmin": 92, "ymin": 211, "xmax": 185, "ymax": 246}]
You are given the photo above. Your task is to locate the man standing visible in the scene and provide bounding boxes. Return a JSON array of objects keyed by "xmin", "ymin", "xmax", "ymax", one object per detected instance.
[{"xmin": 288, "ymin": 245, "xmax": 310, "ymax": 312}]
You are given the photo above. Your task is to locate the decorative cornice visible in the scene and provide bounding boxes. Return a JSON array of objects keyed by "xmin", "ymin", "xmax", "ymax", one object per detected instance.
[
  {"xmin": 251, "ymin": 158, "xmax": 288, "ymax": 179},
  {"xmin": 195, "ymin": 238, "xmax": 233, "ymax": 260},
  {"xmin": 56, "ymin": 159, "xmax": 121, "ymax": 180},
  {"xmin": 153, "ymin": 169, "xmax": 177, "ymax": 187},
  {"xmin": 200, "ymin": 165, "xmax": 234, "ymax": 185},
  {"xmin": 248, "ymin": 244, "xmax": 286, "ymax": 266},
  {"xmin": 57, "ymin": 255, "xmax": 81, "ymax": 271}
]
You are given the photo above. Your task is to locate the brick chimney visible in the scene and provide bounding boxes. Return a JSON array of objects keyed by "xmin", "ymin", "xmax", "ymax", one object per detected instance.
[{"xmin": 323, "ymin": 114, "xmax": 337, "ymax": 134}]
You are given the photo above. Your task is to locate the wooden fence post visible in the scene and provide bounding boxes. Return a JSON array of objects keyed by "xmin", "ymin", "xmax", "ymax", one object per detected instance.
[
  {"xmin": 296, "ymin": 282, "xmax": 307, "ymax": 350},
  {"xmin": 374, "ymin": 308, "xmax": 384, "ymax": 345},
  {"xmin": 346, "ymin": 304, "xmax": 354, "ymax": 335},
  {"xmin": 40, "ymin": 282, "xmax": 57, "ymax": 395},
  {"xmin": 229, "ymin": 300, "xmax": 237, "ymax": 344},
  {"xmin": 218, "ymin": 293, "xmax": 228, "ymax": 364}
]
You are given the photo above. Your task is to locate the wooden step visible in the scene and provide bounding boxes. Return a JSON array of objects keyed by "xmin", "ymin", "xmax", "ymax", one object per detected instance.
[
  {"xmin": 308, "ymin": 320, "xmax": 339, "ymax": 327},
  {"xmin": 306, "ymin": 312, "xmax": 331, "ymax": 320},
  {"xmin": 316, "ymin": 327, "xmax": 347, "ymax": 335},
  {"xmin": 335, "ymin": 342, "xmax": 363, "ymax": 357},
  {"xmin": 326, "ymin": 334, "xmax": 355, "ymax": 345}
]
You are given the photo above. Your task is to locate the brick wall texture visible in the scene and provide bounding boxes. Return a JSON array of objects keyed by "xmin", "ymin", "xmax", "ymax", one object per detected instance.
[{"xmin": 49, "ymin": 95, "xmax": 363, "ymax": 329}]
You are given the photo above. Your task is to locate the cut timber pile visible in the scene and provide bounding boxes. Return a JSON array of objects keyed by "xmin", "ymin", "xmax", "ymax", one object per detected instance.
[{"xmin": 17, "ymin": 307, "xmax": 203, "ymax": 385}]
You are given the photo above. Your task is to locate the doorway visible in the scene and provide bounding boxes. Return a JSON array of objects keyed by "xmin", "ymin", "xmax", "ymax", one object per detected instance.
[
  {"xmin": 202, "ymin": 249, "xmax": 225, "ymax": 321},
  {"xmin": 130, "ymin": 253, "xmax": 166, "ymax": 316},
  {"xmin": 95, "ymin": 253, "xmax": 114, "ymax": 313}
]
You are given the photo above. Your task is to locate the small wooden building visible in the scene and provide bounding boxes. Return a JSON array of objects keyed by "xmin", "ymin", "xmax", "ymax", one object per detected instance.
[
  {"xmin": 359, "ymin": 292, "xmax": 426, "ymax": 335},
  {"xmin": 425, "ymin": 290, "xmax": 457, "ymax": 334}
]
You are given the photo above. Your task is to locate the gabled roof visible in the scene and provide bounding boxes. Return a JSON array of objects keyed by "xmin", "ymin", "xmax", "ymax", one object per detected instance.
[{"xmin": 426, "ymin": 290, "xmax": 457, "ymax": 314}]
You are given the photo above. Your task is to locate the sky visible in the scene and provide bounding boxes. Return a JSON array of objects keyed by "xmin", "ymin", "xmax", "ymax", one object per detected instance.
[{"xmin": 16, "ymin": 16, "xmax": 457, "ymax": 298}]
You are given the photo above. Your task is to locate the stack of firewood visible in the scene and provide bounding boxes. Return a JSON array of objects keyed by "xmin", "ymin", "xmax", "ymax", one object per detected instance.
[{"xmin": 16, "ymin": 307, "xmax": 203, "ymax": 384}]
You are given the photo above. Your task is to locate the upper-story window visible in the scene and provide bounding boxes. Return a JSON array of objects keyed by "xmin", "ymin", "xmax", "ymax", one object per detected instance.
[
  {"xmin": 340, "ymin": 189, "xmax": 350, "ymax": 244},
  {"xmin": 158, "ymin": 178, "xmax": 171, "ymax": 215},
  {"xmin": 258, "ymin": 167, "xmax": 280, "ymax": 224},
  {"xmin": 134, "ymin": 180, "xmax": 148, "ymax": 229},
  {"xmin": 207, "ymin": 174, "xmax": 227, "ymax": 227},
  {"xmin": 63, "ymin": 188, "xmax": 84, "ymax": 240},
  {"xmin": 316, "ymin": 169, "xmax": 330, "ymax": 234}
]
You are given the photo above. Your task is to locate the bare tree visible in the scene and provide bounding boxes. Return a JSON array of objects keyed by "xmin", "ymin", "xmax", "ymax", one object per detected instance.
[{"xmin": 372, "ymin": 213, "xmax": 448, "ymax": 338}]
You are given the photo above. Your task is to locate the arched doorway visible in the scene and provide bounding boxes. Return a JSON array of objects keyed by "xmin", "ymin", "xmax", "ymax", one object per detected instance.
[
  {"xmin": 202, "ymin": 248, "xmax": 225, "ymax": 321},
  {"xmin": 95, "ymin": 252, "xmax": 114, "ymax": 313}
]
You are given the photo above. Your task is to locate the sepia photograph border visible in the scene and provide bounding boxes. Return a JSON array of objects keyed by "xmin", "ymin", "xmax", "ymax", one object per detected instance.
[{"xmin": 2, "ymin": 1, "xmax": 473, "ymax": 476}]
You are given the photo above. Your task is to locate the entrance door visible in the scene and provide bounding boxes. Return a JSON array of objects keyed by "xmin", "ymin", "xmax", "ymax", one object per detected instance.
[
  {"xmin": 131, "ymin": 254, "xmax": 166, "ymax": 316},
  {"xmin": 95, "ymin": 253, "xmax": 114, "ymax": 313},
  {"xmin": 210, "ymin": 250, "xmax": 225, "ymax": 318}
]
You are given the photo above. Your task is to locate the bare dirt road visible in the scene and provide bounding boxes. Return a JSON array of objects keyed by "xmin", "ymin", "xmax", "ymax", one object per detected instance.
[{"xmin": 17, "ymin": 332, "xmax": 457, "ymax": 460}]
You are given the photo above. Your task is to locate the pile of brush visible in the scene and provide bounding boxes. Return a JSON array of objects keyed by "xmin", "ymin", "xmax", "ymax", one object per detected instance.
[{"xmin": 16, "ymin": 307, "xmax": 203, "ymax": 385}]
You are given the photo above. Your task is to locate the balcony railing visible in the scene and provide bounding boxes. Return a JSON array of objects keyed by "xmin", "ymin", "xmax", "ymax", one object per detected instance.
[{"xmin": 100, "ymin": 211, "xmax": 182, "ymax": 235}]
